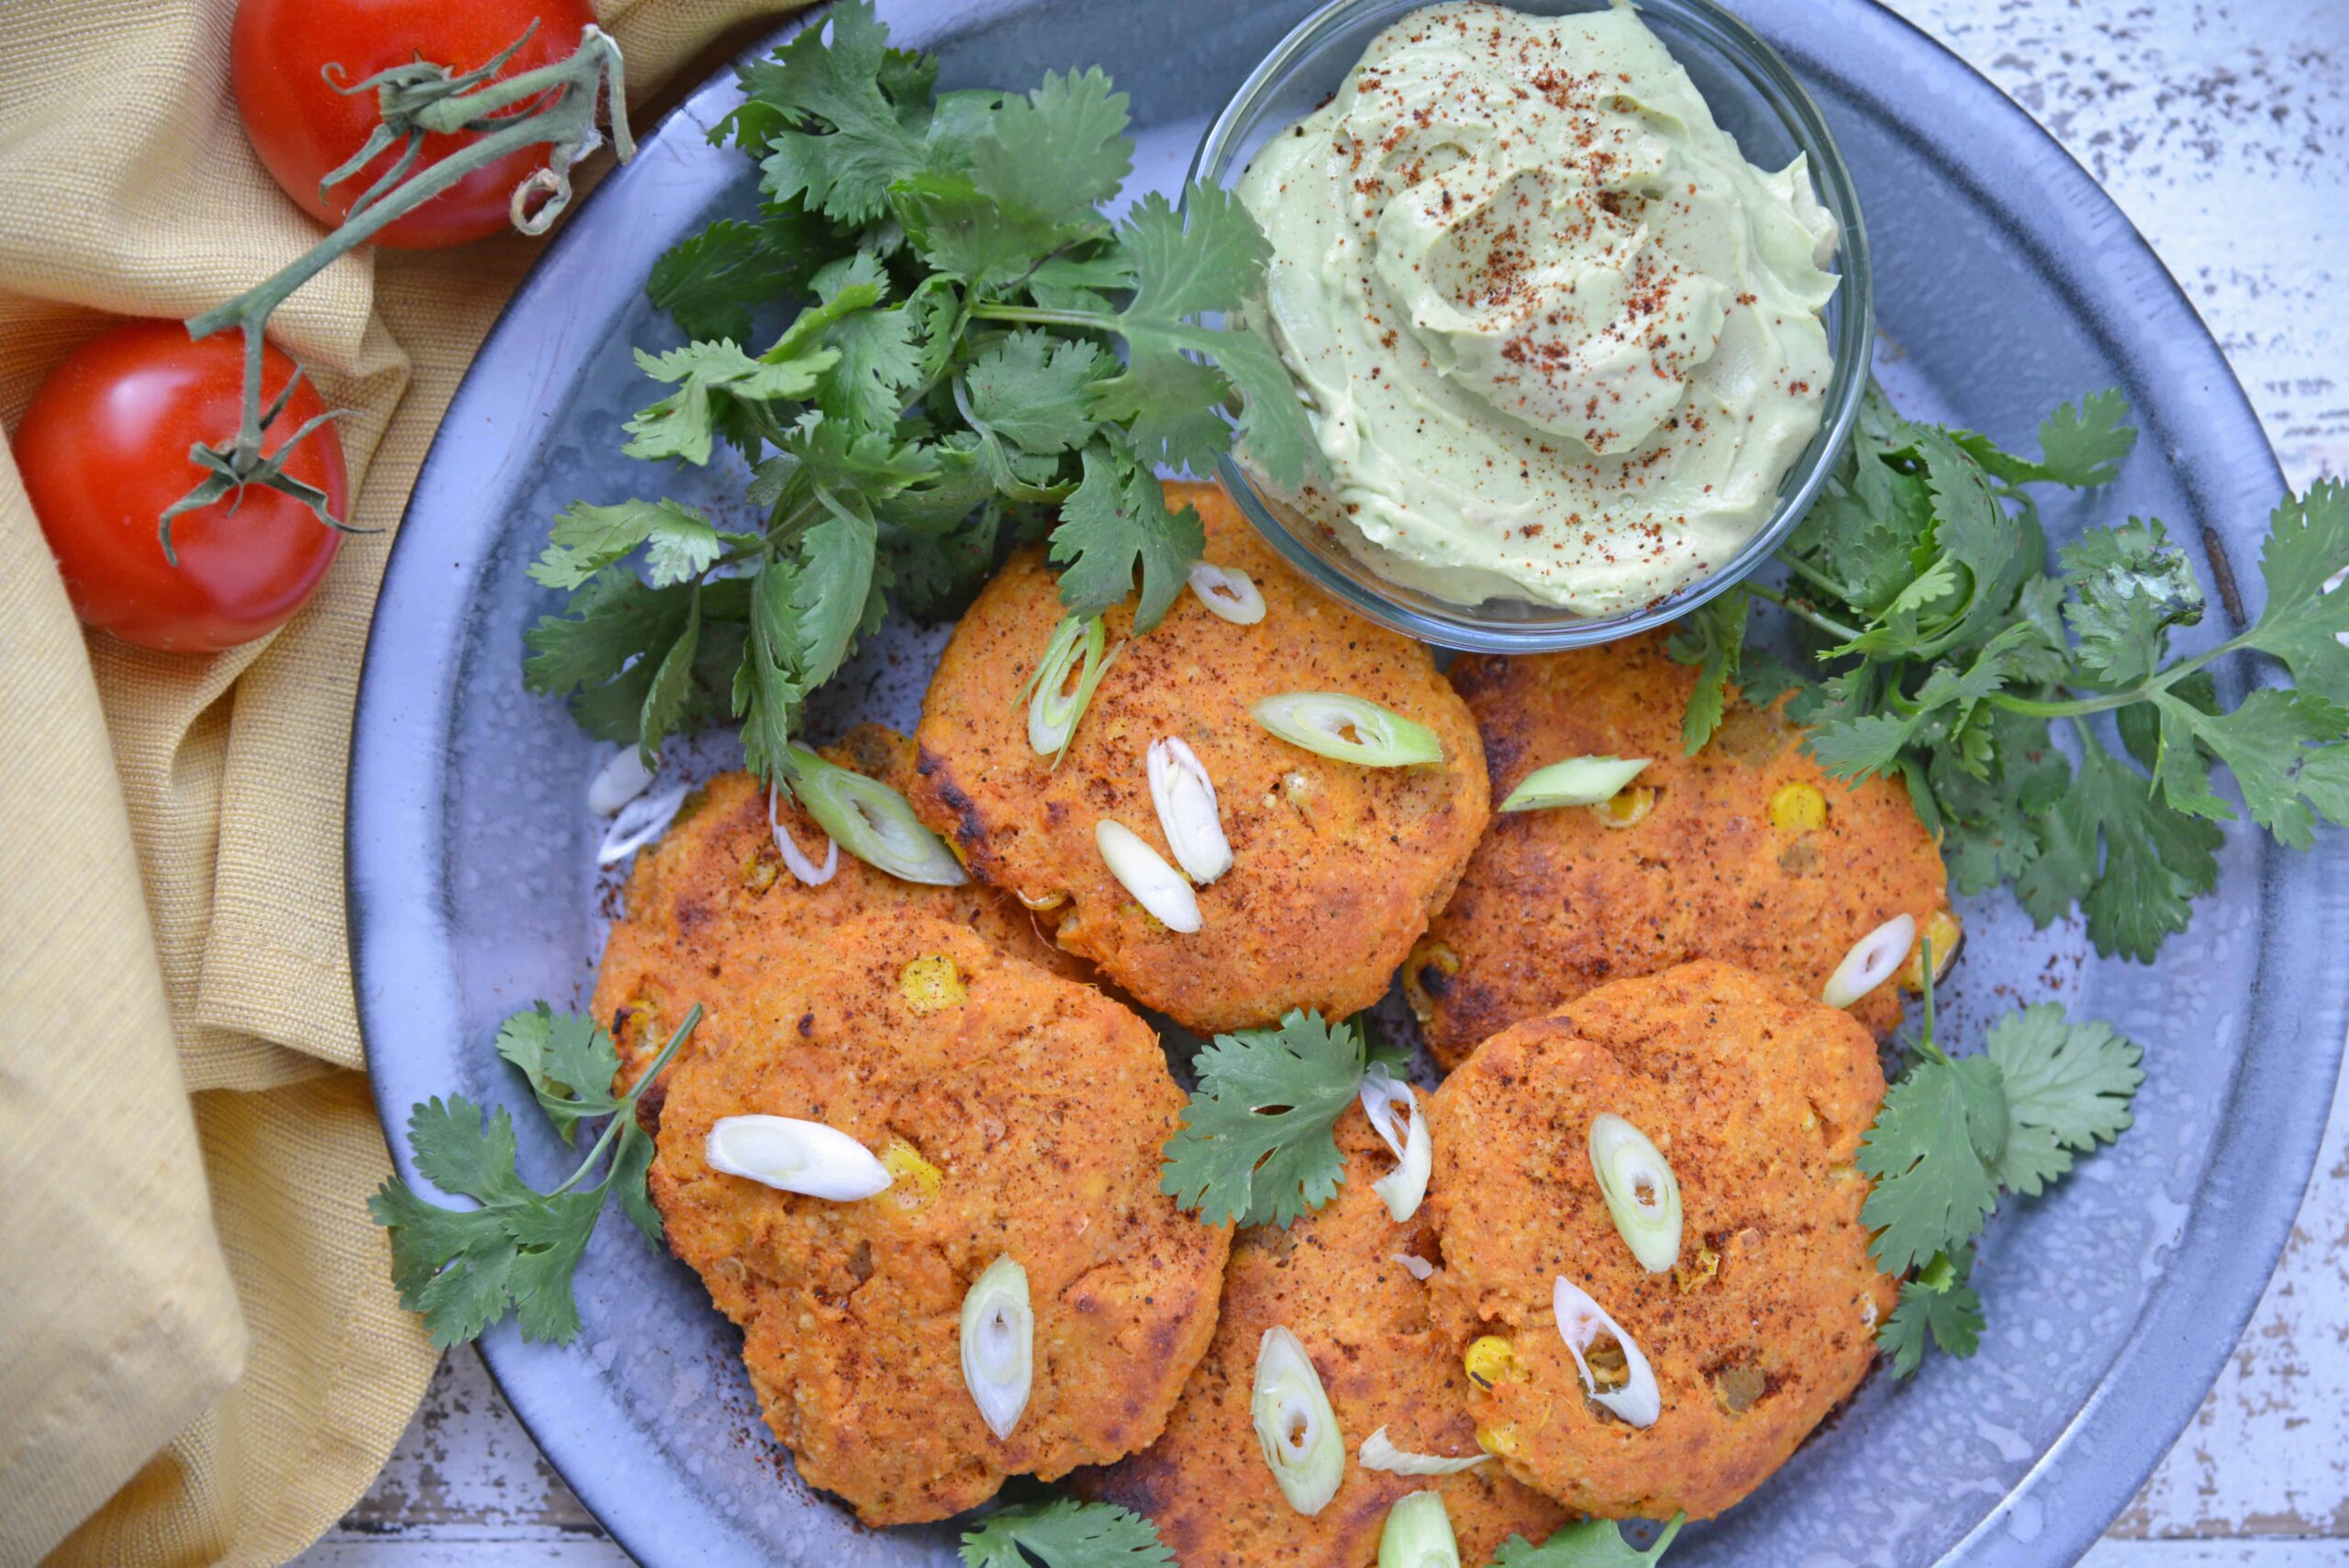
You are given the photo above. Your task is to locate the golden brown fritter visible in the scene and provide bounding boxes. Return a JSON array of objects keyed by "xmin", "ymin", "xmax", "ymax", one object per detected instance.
[
  {"xmin": 647, "ymin": 914, "xmax": 1232, "ymax": 1526},
  {"xmin": 1083, "ymin": 1110, "xmax": 1569, "ymax": 1566},
  {"xmin": 1424, "ymin": 961, "xmax": 1898, "ymax": 1520},
  {"xmin": 910, "ymin": 481, "xmax": 1489, "ymax": 1034},
  {"xmin": 593, "ymin": 723, "xmax": 1085, "ymax": 1089},
  {"xmin": 1412, "ymin": 634, "xmax": 1951, "ymax": 1068}
]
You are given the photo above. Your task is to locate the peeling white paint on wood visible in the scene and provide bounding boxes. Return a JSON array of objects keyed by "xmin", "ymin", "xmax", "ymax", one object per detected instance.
[{"xmin": 299, "ymin": 0, "xmax": 2349, "ymax": 1560}]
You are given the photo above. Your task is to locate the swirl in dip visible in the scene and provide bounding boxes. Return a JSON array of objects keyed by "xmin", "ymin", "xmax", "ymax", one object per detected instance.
[{"xmin": 1234, "ymin": 1, "xmax": 1842, "ymax": 614}]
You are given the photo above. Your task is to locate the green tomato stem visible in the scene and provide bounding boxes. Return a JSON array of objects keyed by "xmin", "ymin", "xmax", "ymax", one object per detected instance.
[{"xmin": 171, "ymin": 28, "xmax": 634, "ymax": 539}]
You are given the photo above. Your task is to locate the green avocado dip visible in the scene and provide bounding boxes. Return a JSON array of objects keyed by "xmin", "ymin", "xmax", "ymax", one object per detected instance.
[{"xmin": 1234, "ymin": 0, "xmax": 1842, "ymax": 615}]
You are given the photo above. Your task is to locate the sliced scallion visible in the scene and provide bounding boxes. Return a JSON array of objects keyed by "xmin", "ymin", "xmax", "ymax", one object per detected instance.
[
  {"xmin": 767, "ymin": 782, "xmax": 840, "ymax": 887},
  {"xmin": 1252, "ymin": 692, "xmax": 1444, "ymax": 769},
  {"xmin": 586, "ymin": 744, "xmax": 656, "ymax": 817},
  {"xmin": 960, "ymin": 1255, "xmax": 1033, "ymax": 1440},
  {"xmin": 1252, "ymin": 1327, "xmax": 1344, "ymax": 1515},
  {"xmin": 1096, "ymin": 819, "xmax": 1202, "ymax": 933},
  {"xmin": 705, "ymin": 1116, "xmax": 892, "ymax": 1200},
  {"xmin": 1553, "ymin": 1276, "xmax": 1662, "ymax": 1429},
  {"xmin": 1499, "ymin": 755, "xmax": 1650, "ymax": 812},
  {"xmin": 1359, "ymin": 1426, "xmax": 1488, "ymax": 1476},
  {"xmin": 1822, "ymin": 912, "xmax": 1917, "ymax": 1007},
  {"xmin": 1378, "ymin": 1491, "xmax": 1462, "ymax": 1568},
  {"xmin": 597, "ymin": 781, "xmax": 689, "ymax": 866},
  {"xmin": 783, "ymin": 745, "xmax": 965, "ymax": 886},
  {"xmin": 1189, "ymin": 561, "xmax": 1266, "ymax": 625},
  {"xmin": 1588, "ymin": 1113, "xmax": 1682, "ymax": 1273},
  {"xmin": 1148, "ymin": 737, "xmax": 1233, "ymax": 884},
  {"xmin": 1021, "ymin": 614, "xmax": 1118, "ymax": 764},
  {"xmin": 1359, "ymin": 1067, "xmax": 1431, "ymax": 1223}
]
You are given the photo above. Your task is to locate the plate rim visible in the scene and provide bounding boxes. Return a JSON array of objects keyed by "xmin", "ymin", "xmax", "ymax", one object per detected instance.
[{"xmin": 345, "ymin": 3, "xmax": 2341, "ymax": 1564}]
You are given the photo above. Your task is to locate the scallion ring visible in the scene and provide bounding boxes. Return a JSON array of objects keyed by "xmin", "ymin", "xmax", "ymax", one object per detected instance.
[
  {"xmin": 1553, "ymin": 1276, "xmax": 1662, "ymax": 1429},
  {"xmin": 1588, "ymin": 1113, "xmax": 1682, "ymax": 1273},
  {"xmin": 1148, "ymin": 737, "xmax": 1233, "ymax": 884},
  {"xmin": 782, "ymin": 745, "xmax": 965, "ymax": 886},
  {"xmin": 959, "ymin": 1255, "xmax": 1034, "ymax": 1440},
  {"xmin": 1021, "ymin": 614, "xmax": 1118, "ymax": 764},
  {"xmin": 1252, "ymin": 1327, "xmax": 1344, "ymax": 1515},
  {"xmin": 1392, "ymin": 1253, "xmax": 1434, "ymax": 1282},
  {"xmin": 1359, "ymin": 1067, "xmax": 1431, "ymax": 1223},
  {"xmin": 586, "ymin": 744, "xmax": 656, "ymax": 817},
  {"xmin": 1822, "ymin": 912, "xmax": 1917, "ymax": 1007},
  {"xmin": 1189, "ymin": 561, "xmax": 1266, "ymax": 624},
  {"xmin": 1499, "ymin": 755, "xmax": 1650, "ymax": 812},
  {"xmin": 768, "ymin": 783, "xmax": 839, "ymax": 887},
  {"xmin": 1096, "ymin": 819, "xmax": 1202, "ymax": 933},
  {"xmin": 705, "ymin": 1116, "xmax": 892, "ymax": 1200},
  {"xmin": 1252, "ymin": 692, "xmax": 1444, "ymax": 769},
  {"xmin": 1359, "ymin": 1426, "xmax": 1488, "ymax": 1476},
  {"xmin": 596, "ymin": 781, "xmax": 689, "ymax": 866},
  {"xmin": 1378, "ymin": 1491, "xmax": 1462, "ymax": 1568}
]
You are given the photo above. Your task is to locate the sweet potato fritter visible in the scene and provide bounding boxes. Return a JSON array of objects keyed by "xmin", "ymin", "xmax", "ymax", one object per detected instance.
[
  {"xmin": 1424, "ymin": 961, "xmax": 1898, "ymax": 1520},
  {"xmin": 1412, "ymin": 634, "xmax": 1951, "ymax": 1067},
  {"xmin": 647, "ymin": 914, "xmax": 1232, "ymax": 1526},
  {"xmin": 592, "ymin": 723, "xmax": 1084, "ymax": 1089},
  {"xmin": 909, "ymin": 481, "xmax": 1489, "ymax": 1033},
  {"xmin": 1083, "ymin": 1109, "xmax": 1568, "ymax": 1566}
]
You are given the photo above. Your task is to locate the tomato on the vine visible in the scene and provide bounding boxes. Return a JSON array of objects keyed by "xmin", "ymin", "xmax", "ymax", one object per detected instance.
[
  {"xmin": 13, "ymin": 321, "xmax": 349, "ymax": 653},
  {"xmin": 231, "ymin": 0, "xmax": 598, "ymax": 250}
]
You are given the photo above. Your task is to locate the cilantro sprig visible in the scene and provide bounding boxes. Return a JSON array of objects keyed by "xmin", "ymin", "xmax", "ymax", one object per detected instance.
[
  {"xmin": 960, "ymin": 1499, "xmax": 1173, "ymax": 1568},
  {"xmin": 1680, "ymin": 380, "xmax": 2349, "ymax": 963},
  {"xmin": 1160, "ymin": 1009, "xmax": 1393, "ymax": 1229},
  {"xmin": 367, "ymin": 1003, "xmax": 701, "ymax": 1349},
  {"xmin": 1857, "ymin": 974, "xmax": 2143, "ymax": 1377},
  {"xmin": 525, "ymin": 0, "xmax": 1316, "ymax": 781}
]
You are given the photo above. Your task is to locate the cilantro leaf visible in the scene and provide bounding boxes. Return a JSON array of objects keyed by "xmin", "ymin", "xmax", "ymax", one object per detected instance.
[
  {"xmin": 1983, "ymin": 1004, "xmax": 2143, "ymax": 1195},
  {"xmin": 2058, "ymin": 517, "xmax": 2204, "ymax": 686},
  {"xmin": 789, "ymin": 495, "xmax": 883, "ymax": 690},
  {"xmin": 637, "ymin": 586, "xmax": 702, "ymax": 761},
  {"xmin": 735, "ymin": 558, "xmax": 807, "ymax": 784},
  {"xmin": 529, "ymin": 499, "xmax": 745, "ymax": 592},
  {"xmin": 1857, "ymin": 1051, "xmax": 2006, "ymax": 1275},
  {"xmin": 1052, "ymin": 443, "xmax": 1206, "ymax": 630},
  {"xmin": 1953, "ymin": 389, "xmax": 2136, "ymax": 489},
  {"xmin": 965, "ymin": 330, "xmax": 1110, "ymax": 456},
  {"xmin": 2012, "ymin": 730, "xmax": 2220, "ymax": 963},
  {"xmin": 1878, "ymin": 1249, "xmax": 1985, "ymax": 1378},
  {"xmin": 493, "ymin": 1004, "xmax": 624, "ymax": 1143},
  {"xmin": 646, "ymin": 218, "xmax": 800, "ymax": 344},
  {"xmin": 1160, "ymin": 1009, "xmax": 1368, "ymax": 1228},
  {"xmin": 625, "ymin": 340, "xmax": 836, "ymax": 467},
  {"xmin": 2243, "ymin": 479, "xmax": 2349, "ymax": 698},
  {"xmin": 1490, "ymin": 1516, "xmax": 1687, "ymax": 1567},
  {"xmin": 807, "ymin": 254, "xmax": 925, "ymax": 428},
  {"xmin": 966, "ymin": 68, "xmax": 1132, "ymax": 232},
  {"xmin": 743, "ymin": 0, "xmax": 933, "ymax": 224},
  {"xmin": 1665, "ymin": 589, "xmax": 1748, "ymax": 753},
  {"xmin": 959, "ymin": 1499, "xmax": 1173, "ymax": 1568}
]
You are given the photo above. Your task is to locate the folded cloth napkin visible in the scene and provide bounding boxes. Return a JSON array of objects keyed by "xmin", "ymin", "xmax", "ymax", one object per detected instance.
[{"xmin": 0, "ymin": 2, "xmax": 799, "ymax": 1561}]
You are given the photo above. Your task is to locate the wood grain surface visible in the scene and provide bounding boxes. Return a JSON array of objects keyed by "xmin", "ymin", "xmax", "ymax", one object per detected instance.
[{"xmin": 300, "ymin": 0, "xmax": 2349, "ymax": 1560}]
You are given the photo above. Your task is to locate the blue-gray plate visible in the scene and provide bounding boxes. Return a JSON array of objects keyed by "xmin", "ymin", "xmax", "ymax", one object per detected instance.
[{"xmin": 346, "ymin": 2, "xmax": 2348, "ymax": 1563}]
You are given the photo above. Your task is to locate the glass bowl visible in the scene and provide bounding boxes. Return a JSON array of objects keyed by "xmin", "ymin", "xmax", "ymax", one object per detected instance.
[{"xmin": 1187, "ymin": 0, "xmax": 1874, "ymax": 652}]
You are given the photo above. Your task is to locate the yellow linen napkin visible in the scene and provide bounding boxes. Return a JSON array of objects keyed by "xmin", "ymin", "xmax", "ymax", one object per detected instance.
[{"xmin": 0, "ymin": 2, "xmax": 802, "ymax": 1562}]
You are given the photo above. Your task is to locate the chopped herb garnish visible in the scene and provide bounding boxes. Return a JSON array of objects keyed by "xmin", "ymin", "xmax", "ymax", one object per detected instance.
[
  {"xmin": 1857, "ymin": 973, "xmax": 2142, "ymax": 1376},
  {"xmin": 1160, "ymin": 1008, "xmax": 1375, "ymax": 1228},
  {"xmin": 959, "ymin": 1498, "xmax": 1174, "ymax": 1568},
  {"xmin": 368, "ymin": 1004, "xmax": 701, "ymax": 1349},
  {"xmin": 1679, "ymin": 379, "xmax": 2349, "ymax": 964},
  {"xmin": 523, "ymin": 0, "xmax": 1315, "ymax": 781}
]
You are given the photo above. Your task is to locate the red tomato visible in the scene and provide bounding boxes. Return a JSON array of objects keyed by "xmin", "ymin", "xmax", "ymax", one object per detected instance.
[
  {"xmin": 13, "ymin": 321, "xmax": 350, "ymax": 653},
  {"xmin": 231, "ymin": 0, "xmax": 597, "ymax": 250}
]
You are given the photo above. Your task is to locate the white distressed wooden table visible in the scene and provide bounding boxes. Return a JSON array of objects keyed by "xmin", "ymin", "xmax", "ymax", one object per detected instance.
[{"xmin": 297, "ymin": 1, "xmax": 2349, "ymax": 1562}]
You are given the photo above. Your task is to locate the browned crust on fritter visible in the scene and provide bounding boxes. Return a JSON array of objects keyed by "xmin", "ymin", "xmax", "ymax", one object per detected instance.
[
  {"xmin": 907, "ymin": 480, "xmax": 1490, "ymax": 1033},
  {"xmin": 1081, "ymin": 1110, "xmax": 1568, "ymax": 1566},
  {"xmin": 1416, "ymin": 634, "xmax": 1949, "ymax": 1067},
  {"xmin": 648, "ymin": 915, "xmax": 1232, "ymax": 1526},
  {"xmin": 1424, "ymin": 961, "xmax": 1898, "ymax": 1520},
  {"xmin": 592, "ymin": 724, "xmax": 1087, "ymax": 1091}
]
